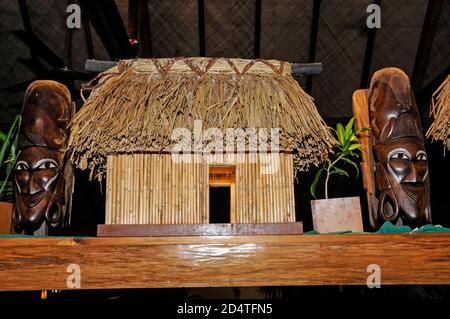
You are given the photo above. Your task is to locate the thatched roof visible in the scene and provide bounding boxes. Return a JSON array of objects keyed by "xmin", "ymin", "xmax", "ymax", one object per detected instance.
[
  {"xmin": 427, "ymin": 75, "xmax": 450, "ymax": 150},
  {"xmin": 68, "ymin": 57, "xmax": 336, "ymax": 179}
]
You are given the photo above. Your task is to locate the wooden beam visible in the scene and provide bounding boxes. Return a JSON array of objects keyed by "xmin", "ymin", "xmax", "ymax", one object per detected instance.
[
  {"xmin": 78, "ymin": 0, "xmax": 133, "ymax": 59},
  {"xmin": 198, "ymin": 0, "xmax": 206, "ymax": 56},
  {"xmin": 82, "ymin": 7, "xmax": 94, "ymax": 59},
  {"xmin": 306, "ymin": 0, "xmax": 321, "ymax": 94},
  {"xmin": 411, "ymin": 0, "xmax": 444, "ymax": 95},
  {"xmin": 97, "ymin": 223, "xmax": 303, "ymax": 237},
  {"xmin": 137, "ymin": 0, "xmax": 151, "ymax": 57},
  {"xmin": 254, "ymin": 0, "xmax": 262, "ymax": 58},
  {"xmin": 360, "ymin": 0, "xmax": 381, "ymax": 89},
  {"xmin": 127, "ymin": 0, "xmax": 138, "ymax": 40},
  {"xmin": 2, "ymin": 233, "xmax": 450, "ymax": 291}
]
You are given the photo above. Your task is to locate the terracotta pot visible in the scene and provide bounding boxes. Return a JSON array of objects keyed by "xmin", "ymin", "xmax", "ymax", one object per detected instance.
[
  {"xmin": 0, "ymin": 202, "xmax": 13, "ymax": 234},
  {"xmin": 311, "ymin": 196, "xmax": 363, "ymax": 233}
]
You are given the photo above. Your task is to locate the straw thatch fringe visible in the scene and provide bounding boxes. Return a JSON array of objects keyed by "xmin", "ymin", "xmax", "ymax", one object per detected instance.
[
  {"xmin": 426, "ymin": 75, "xmax": 450, "ymax": 150},
  {"xmin": 68, "ymin": 58, "xmax": 336, "ymax": 180}
]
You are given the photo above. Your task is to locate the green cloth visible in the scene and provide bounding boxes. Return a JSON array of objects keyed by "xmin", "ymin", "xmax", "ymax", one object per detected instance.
[
  {"xmin": 376, "ymin": 221, "xmax": 411, "ymax": 233},
  {"xmin": 305, "ymin": 221, "xmax": 450, "ymax": 234}
]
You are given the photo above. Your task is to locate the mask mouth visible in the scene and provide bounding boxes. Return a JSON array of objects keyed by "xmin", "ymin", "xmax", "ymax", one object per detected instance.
[
  {"xmin": 400, "ymin": 182, "xmax": 425, "ymax": 202},
  {"xmin": 20, "ymin": 190, "xmax": 45, "ymax": 208},
  {"xmin": 401, "ymin": 182, "xmax": 424, "ymax": 189}
]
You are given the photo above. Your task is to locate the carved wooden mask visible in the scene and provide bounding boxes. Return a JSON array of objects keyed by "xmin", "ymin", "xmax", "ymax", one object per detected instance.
[
  {"xmin": 13, "ymin": 80, "xmax": 74, "ymax": 234},
  {"xmin": 368, "ymin": 68, "xmax": 431, "ymax": 227}
]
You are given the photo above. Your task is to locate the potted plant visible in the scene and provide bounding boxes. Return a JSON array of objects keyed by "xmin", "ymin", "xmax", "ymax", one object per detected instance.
[
  {"xmin": 310, "ymin": 117, "xmax": 368, "ymax": 233},
  {"xmin": 0, "ymin": 114, "xmax": 21, "ymax": 234}
]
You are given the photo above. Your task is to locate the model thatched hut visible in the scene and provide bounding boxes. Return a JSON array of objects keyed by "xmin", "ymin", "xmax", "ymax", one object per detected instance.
[{"xmin": 68, "ymin": 57, "xmax": 335, "ymax": 227}]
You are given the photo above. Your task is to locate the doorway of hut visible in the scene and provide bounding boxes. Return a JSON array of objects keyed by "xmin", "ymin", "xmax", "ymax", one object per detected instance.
[{"xmin": 208, "ymin": 166, "xmax": 236, "ymax": 223}]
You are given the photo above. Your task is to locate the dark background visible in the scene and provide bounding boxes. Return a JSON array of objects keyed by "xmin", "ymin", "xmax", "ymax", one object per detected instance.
[
  {"xmin": 0, "ymin": 0, "xmax": 449, "ymax": 302},
  {"xmin": 0, "ymin": 0, "xmax": 449, "ymax": 234},
  {"xmin": 1, "ymin": 0, "xmax": 449, "ymax": 235}
]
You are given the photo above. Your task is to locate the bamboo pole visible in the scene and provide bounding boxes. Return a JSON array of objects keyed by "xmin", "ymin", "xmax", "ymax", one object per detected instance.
[
  {"xmin": 165, "ymin": 155, "xmax": 170, "ymax": 224},
  {"xmin": 122, "ymin": 155, "xmax": 127, "ymax": 224},
  {"xmin": 256, "ymin": 158, "xmax": 262, "ymax": 223},
  {"xmin": 119, "ymin": 155, "xmax": 124, "ymax": 224},
  {"xmin": 251, "ymin": 159, "xmax": 261, "ymax": 223},
  {"xmin": 132, "ymin": 154, "xmax": 136, "ymax": 224},
  {"xmin": 188, "ymin": 163, "xmax": 193, "ymax": 224},
  {"xmin": 139, "ymin": 153, "xmax": 143, "ymax": 224},
  {"xmin": 154, "ymin": 154, "xmax": 159, "ymax": 224},
  {"xmin": 248, "ymin": 158, "xmax": 253, "ymax": 223},
  {"xmin": 133, "ymin": 154, "xmax": 136, "ymax": 224},
  {"xmin": 110, "ymin": 156, "xmax": 114, "ymax": 224},
  {"xmin": 288, "ymin": 154, "xmax": 295, "ymax": 222},
  {"xmin": 272, "ymin": 156, "xmax": 278, "ymax": 223},
  {"xmin": 105, "ymin": 156, "xmax": 111, "ymax": 224},
  {"xmin": 142, "ymin": 154, "xmax": 146, "ymax": 224},
  {"xmin": 276, "ymin": 154, "xmax": 282, "ymax": 222},
  {"xmin": 284, "ymin": 154, "xmax": 290, "ymax": 222},
  {"xmin": 157, "ymin": 155, "xmax": 162, "ymax": 224},
  {"xmin": 278, "ymin": 154, "xmax": 284, "ymax": 222},
  {"xmin": 235, "ymin": 164, "xmax": 240, "ymax": 224},
  {"xmin": 243, "ymin": 162, "xmax": 248, "ymax": 223},
  {"xmin": 128, "ymin": 155, "xmax": 132, "ymax": 224},
  {"xmin": 137, "ymin": 154, "xmax": 141, "ymax": 224},
  {"xmin": 204, "ymin": 162, "xmax": 209, "ymax": 223},
  {"xmin": 117, "ymin": 155, "xmax": 122, "ymax": 224},
  {"xmin": 148, "ymin": 154, "xmax": 152, "ymax": 224},
  {"xmin": 268, "ymin": 157, "xmax": 274, "ymax": 222},
  {"xmin": 263, "ymin": 158, "xmax": 269, "ymax": 222},
  {"xmin": 149, "ymin": 154, "xmax": 156, "ymax": 224},
  {"xmin": 192, "ymin": 163, "xmax": 196, "ymax": 224}
]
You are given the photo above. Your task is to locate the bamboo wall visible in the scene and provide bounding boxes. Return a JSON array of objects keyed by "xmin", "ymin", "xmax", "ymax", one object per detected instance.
[
  {"xmin": 105, "ymin": 153, "xmax": 295, "ymax": 224},
  {"xmin": 234, "ymin": 154, "xmax": 295, "ymax": 223}
]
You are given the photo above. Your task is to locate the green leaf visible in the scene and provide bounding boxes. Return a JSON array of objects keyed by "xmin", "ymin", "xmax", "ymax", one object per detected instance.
[
  {"xmin": 332, "ymin": 166, "xmax": 349, "ymax": 178},
  {"xmin": 310, "ymin": 168, "xmax": 324, "ymax": 199},
  {"xmin": 341, "ymin": 157, "xmax": 360, "ymax": 178},
  {"xmin": 356, "ymin": 127, "xmax": 370, "ymax": 134},
  {"xmin": 0, "ymin": 114, "xmax": 21, "ymax": 166},
  {"xmin": 0, "ymin": 132, "xmax": 6, "ymax": 143},
  {"xmin": 344, "ymin": 117, "xmax": 355, "ymax": 138},
  {"xmin": 336, "ymin": 123, "xmax": 345, "ymax": 145},
  {"xmin": 342, "ymin": 138, "xmax": 351, "ymax": 152},
  {"xmin": 349, "ymin": 151, "xmax": 360, "ymax": 158},
  {"xmin": 348, "ymin": 143, "xmax": 362, "ymax": 151}
]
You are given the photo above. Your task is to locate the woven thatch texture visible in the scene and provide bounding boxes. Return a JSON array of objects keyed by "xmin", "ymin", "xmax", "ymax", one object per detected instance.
[
  {"xmin": 68, "ymin": 57, "xmax": 336, "ymax": 180},
  {"xmin": 427, "ymin": 75, "xmax": 450, "ymax": 150}
]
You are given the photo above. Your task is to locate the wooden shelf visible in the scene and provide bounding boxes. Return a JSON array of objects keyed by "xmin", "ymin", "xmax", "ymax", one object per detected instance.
[{"xmin": 1, "ymin": 233, "xmax": 450, "ymax": 291}]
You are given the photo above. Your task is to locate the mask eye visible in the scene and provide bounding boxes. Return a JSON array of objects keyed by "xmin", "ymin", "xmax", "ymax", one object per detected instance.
[
  {"xmin": 416, "ymin": 151, "xmax": 427, "ymax": 161},
  {"xmin": 390, "ymin": 152, "xmax": 409, "ymax": 160},
  {"xmin": 36, "ymin": 160, "xmax": 58, "ymax": 170},
  {"xmin": 15, "ymin": 162, "xmax": 28, "ymax": 171}
]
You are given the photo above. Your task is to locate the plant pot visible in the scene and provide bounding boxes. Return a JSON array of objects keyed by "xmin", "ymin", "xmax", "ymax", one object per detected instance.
[
  {"xmin": 311, "ymin": 196, "xmax": 363, "ymax": 233},
  {"xmin": 0, "ymin": 202, "xmax": 13, "ymax": 234}
]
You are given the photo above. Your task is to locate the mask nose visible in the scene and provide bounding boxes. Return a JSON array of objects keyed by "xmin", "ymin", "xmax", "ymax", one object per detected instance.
[
  {"xmin": 20, "ymin": 172, "xmax": 45, "ymax": 195},
  {"xmin": 402, "ymin": 162, "xmax": 421, "ymax": 183}
]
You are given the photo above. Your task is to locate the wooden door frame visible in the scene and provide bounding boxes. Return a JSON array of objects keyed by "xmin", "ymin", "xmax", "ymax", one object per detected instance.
[{"xmin": 208, "ymin": 166, "xmax": 236, "ymax": 223}]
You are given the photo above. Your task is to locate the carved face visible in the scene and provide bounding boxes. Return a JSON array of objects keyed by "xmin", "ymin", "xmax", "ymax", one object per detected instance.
[
  {"xmin": 374, "ymin": 137, "xmax": 429, "ymax": 225},
  {"xmin": 14, "ymin": 146, "xmax": 64, "ymax": 232},
  {"xmin": 13, "ymin": 80, "xmax": 73, "ymax": 234}
]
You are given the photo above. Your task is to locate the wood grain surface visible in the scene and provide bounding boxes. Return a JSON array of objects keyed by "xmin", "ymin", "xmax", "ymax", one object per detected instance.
[
  {"xmin": 97, "ymin": 222, "xmax": 303, "ymax": 237},
  {"xmin": 352, "ymin": 89, "xmax": 378, "ymax": 227},
  {"xmin": 1, "ymin": 233, "xmax": 450, "ymax": 291}
]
